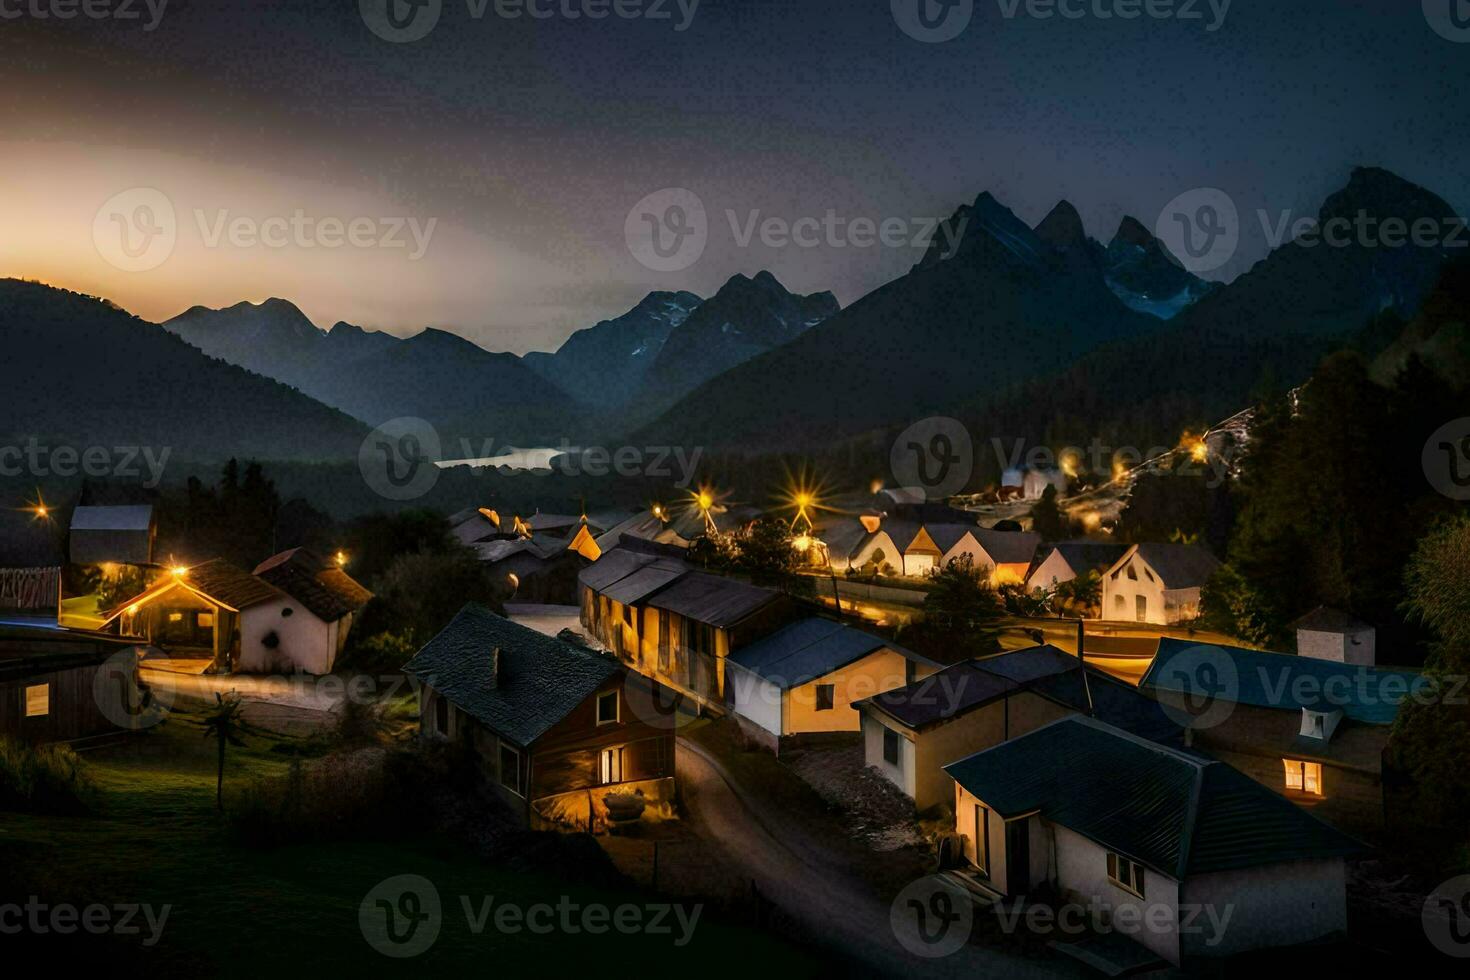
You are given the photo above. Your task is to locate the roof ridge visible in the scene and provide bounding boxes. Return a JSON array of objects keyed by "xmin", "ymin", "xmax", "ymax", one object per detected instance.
[{"xmin": 1175, "ymin": 760, "xmax": 1208, "ymax": 878}]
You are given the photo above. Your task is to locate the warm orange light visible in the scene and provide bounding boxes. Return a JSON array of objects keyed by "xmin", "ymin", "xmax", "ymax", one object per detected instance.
[
  {"xmin": 335, "ymin": 551, "xmax": 347, "ymax": 567},
  {"xmin": 696, "ymin": 491, "xmax": 714, "ymax": 512},
  {"xmin": 793, "ymin": 534, "xmax": 811, "ymax": 553},
  {"xmin": 127, "ymin": 603, "xmax": 140, "ymax": 615},
  {"xmin": 171, "ymin": 566, "xmax": 188, "ymax": 577},
  {"xmin": 34, "ymin": 505, "xmax": 48, "ymax": 519},
  {"xmin": 1060, "ymin": 452, "xmax": 1079, "ymax": 479}
]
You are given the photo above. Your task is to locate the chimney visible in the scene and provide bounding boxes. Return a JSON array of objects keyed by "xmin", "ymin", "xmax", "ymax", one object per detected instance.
[{"xmin": 488, "ymin": 647, "xmax": 505, "ymax": 688}]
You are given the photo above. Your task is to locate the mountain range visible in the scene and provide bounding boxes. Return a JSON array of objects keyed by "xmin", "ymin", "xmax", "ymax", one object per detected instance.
[
  {"xmin": 633, "ymin": 167, "xmax": 1461, "ymax": 455},
  {"xmin": 10, "ymin": 166, "xmax": 1459, "ymax": 482},
  {"xmin": 1, "ymin": 280, "xmax": 367, "ymax": 462}
]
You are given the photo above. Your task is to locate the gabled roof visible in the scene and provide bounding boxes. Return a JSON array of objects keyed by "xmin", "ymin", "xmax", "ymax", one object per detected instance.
[
  {"xmin": 728, "ymin": 617, "xmax": 933, "ymax": 690},
  {"xmin": 819, "ymin": 519, "xmax": 872, "ymax": 562},
  {"xmin": 972, "ymin": 528, "xmax": 1042, "ymax": 565},
  {"xmin": 646, "ymin": 571, "xmax": 783, "ymax": 628},
  {"xmin": 451, "ymin": 514, "xmax": 501, "ymax": 546},
  {"xmin": 105, "ymin": 559, "xmax": 285, "ymax": 623},
  {"xmin": 253, "ymin": 549, "xmax": 372, "ymax": 622},
  {"xmin": 1029, "ymin": 541, "xmax": 1129, "ymax": 580},
  {"xmin": 860, "ymin": 645, "xmax": 1077, "ymax": 729},
  {"xmin": 1141, "ymin": 637, "xmax": 1422, "ymax": 726},
  {"xmin": 402, "ymin": 603, "xmax": 619, "ymax": 747},
  {"xmin": 600, "ymin": 558, "xmax": 689, "ymax": 606},
  {"xmin": 1290, "ymin": 606, "xmax": 1373, "ymax": 634},
  {"xmin": 1112, "ymin": 543, "xmax": 1221, "ymax": 589},
  {"xmin": 924, "ymin": 523, "xmax": 979, "ymax": 554},
  {"xmin": 945, "ymin": 716, "xmax": 1363, "ymax": 879}
]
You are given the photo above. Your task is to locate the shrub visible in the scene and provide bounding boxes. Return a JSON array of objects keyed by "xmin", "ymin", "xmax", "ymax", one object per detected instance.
[{"xmin": 0, "ymin": 738, "xmax": 101, "ymax": 815}]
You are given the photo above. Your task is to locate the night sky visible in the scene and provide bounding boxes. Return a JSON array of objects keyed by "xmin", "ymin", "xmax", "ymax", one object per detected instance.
[{"xmin": 1, "ymin": 0, "xmax": 1465, "ymax": 353}]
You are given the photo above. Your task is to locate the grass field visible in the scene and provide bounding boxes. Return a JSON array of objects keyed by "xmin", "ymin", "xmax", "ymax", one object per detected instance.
[{"xmin": 0, "ymin": 708, "xmax": 823, "ymax": 977}]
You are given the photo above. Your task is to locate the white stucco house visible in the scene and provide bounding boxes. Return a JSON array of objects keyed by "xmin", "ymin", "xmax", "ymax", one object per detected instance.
[
  {"xmin": 242, "ymin": 549, "xmax": 373, "ymax": 674},
  {"xmin": 1025, "ymin": 541, "xmax": 1128, "ymax": 592},
  {"xmin": 944, "ymin": 716, "xmax": 1361, "ymax": 966},
  {"xmin": 1100, "ymin": 543, "xmax": 1220, "ymax": 624}
]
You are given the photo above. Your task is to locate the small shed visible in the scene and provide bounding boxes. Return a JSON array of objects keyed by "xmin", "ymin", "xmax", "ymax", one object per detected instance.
[
  {"xmin": 0, "ymin": 622, "xmax": 142, "ymax": 743},
  {"xmin": 68, "ymin": 505, "xmax": 157, "ymax": 566}
]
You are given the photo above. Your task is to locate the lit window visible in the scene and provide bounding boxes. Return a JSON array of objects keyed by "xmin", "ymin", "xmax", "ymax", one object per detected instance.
[
  {"xmin": 25, "ymin": 684, "xmax": 49, "ymax": 718},
  {"xmin": 883, "ymin": 727, "xmax": 901, "ymax": 766},
  {"xmin": 197, "ymin": 612, "xmax": 215, "ymax": 628},
  {"xmin": 597, "ymin": 690, "xmax": 620, "ymax": 725},
  {"xmin": 1106, "ymin": 851, "xmax": 1146, "ymax": 898},
  {"xmin": 815, "ymin": 684, "xmax": 835, "ymax": 711},
  {"xmin": 599, "ymin": 747, "xmax": 623, "ymax": 785},
  {"xmin": 168, "ymin": 612, "xmax": 183, "ymax": 623},
  {"xmin": 1283, "ymin": 759, "xmax": 1323, "ymax": 796}
]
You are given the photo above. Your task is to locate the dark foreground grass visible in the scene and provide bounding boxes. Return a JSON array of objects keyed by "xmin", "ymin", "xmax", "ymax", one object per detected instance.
[{"xmin": 0, "ymin": 709, "xmax": 827, "ymax": 978}]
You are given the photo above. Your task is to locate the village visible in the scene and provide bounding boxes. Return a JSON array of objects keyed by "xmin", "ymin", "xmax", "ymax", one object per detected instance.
[{"xmin": 2, "ymin": 435, "xmax": 1461, "ymax": 976}]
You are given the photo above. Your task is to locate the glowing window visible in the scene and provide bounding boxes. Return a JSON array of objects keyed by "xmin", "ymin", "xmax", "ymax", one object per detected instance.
[
  {"xmin": 25, "ymin": 684, "xmax": 49, "ymax": 718},
  {"xmin": 197, "ymin": 612, "xmax": 215, "ymax": 628},
  {"xmin": 1283, "ymin": 759, "xmax": 1323, "ymax": 796}
]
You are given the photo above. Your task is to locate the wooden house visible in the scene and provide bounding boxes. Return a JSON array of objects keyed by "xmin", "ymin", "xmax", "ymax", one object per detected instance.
[
  {"xmin": 0, "ymin": 621, "xmax": 143, "ymax": 743},
  {"xmin": 405, "ymin": 603, "xmax": 676, "ymax": 832}
]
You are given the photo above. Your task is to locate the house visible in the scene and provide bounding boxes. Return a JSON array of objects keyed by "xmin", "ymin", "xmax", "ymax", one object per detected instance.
[
  {"xmin": 824, "ymin": 503, "xmax": 1039, "ymax": 582},
  {"xmin": 0, "ymin": 507, "xmax": 63, "ymax": 618},
  {"xmin": 101, "ymin": 551, "xmax": 370, "ymax": 675},
  {"xmin": 858, "ymin": 645, "xmax": 1180, "ymax": 811},
  {"xmin": 579, "ymin": 547, "xmax": 793, "ymax": 707},
  {"xmin": 1100, "ymin": 543, "xmax": 1220, "ymax": 624},
  {"xmin": 1, "ymin": 621, "xmax": 145, "ymax": 743},
  {"xmin": 405, "ymin": 603, "xmax": 676, "ymax": 832},
  {"xmin": 68, "ymin": 505, "xmax": 157, "ymax": 567},
  {"xmin": 1001, "ymin": 467, "xmax": 1067, "ymax": 501},
  {"xmin": 1025, "ymin": 541, "xmax": 1128, "ymax": 592},
  {"xmin": 1291, "ymin": 607, "xmax": 1377, "ymax": 666},
  {"xmin": 1140, "ymin": 637, "xmax": 1425, "ymax": 833},
  {"xmin": 724, "ymin": 617, "xmax": 941, "ymax": 753},
  {"xmin": 245, "ymin": 549, "xmax": 373, "ymax": 674},
  {"xmin": 945, "ymin": 716, "xmax": 1362, "ymax": 966}
]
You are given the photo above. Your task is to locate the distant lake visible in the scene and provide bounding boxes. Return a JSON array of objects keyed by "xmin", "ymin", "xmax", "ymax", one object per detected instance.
[{"xmin": 435, "ymin": 447, "xmax": 569, "ymax": 471}]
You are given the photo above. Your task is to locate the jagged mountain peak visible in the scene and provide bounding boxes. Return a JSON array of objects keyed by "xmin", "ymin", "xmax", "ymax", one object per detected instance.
[
  {"xmin": 1034, "ymin": 200, "xmax": 1088, "ymax": 249},
  {"xmin": 1111, "ymin": 215, "xmax": 1156, "ymax": 249},
  {"xmin": 1319, "ymin": 166, "xmax": 1458, "ymax": 226}
]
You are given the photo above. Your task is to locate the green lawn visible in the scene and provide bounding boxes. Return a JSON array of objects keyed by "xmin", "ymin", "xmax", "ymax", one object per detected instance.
[{"xmin": 1, "ymin": 712, "xmax": 823, "ymax": 977}]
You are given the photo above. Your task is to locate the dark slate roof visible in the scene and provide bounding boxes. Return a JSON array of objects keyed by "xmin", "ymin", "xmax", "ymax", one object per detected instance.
[
  {"xmin": 974, "ymin": 644, "xmax": 1081, "ymax": 684},
  {"xmin": 526, "ymin": 513, "xmax": 583, "ymax": 533},
  {"xmin": 646, "ymin": 571, "xmax": 783, "ymax": 628},
  {"xmin": 0, "ymin": 620, "xmax": 139, "ymax": 680},
  {"xmin": 253, "ymin": 549, "xmax": 373, "ymax": 622},
  {"xmin": 821, "ymin": 519, "xmax": 872, "ymax": 562},
  {"xmin": 862, "ymin": 660, "xmax": 1020, "ymax": 728},
  {"xmin": 578, "ymin": 549, "xmax": 658, "ymax": 590},
  {"xmin": 945, "ymin": 716, "xmax": 1363, "ymax": 878},
  {"xmin": 1141, "ymin": 638, "xmax": 1425, "ymax": 726},
  {"xmin": 451, "ymin": 515, "xmax": 501, "ymax": 546},
  {"xmin": 1125, "ymin": 543, "xmax": 1221, "ymax": 589},
  {"xmin": 972, "ymin": 528, "xmax": 1043, "ymax": 565},
  {"xmin": 728, "ymin": 617, "xmax": 932, "ymax": 690},
  {"xmin": 69, "ymin": 505, "xmax": 156, "ymax": 565},
  {"xmin": 924, "ymin": 523, "xmax": 979, "ymax": 554},
  {"xmin": 1290, "ymin": 606, "xmax": 1373, "ymax": 634},
  {"xmin": 1031, "ymin": 541, "xmax": 1129, "ymax": 579},
  {"xmin": 600, "ymin": 558, "xmax": 689, "ymax": 606},
  {"xmin": 0, "ymin": 509, "xmax": 64, "ymax": 568},
  {"xmin": 403, "ymin": 603, "xmax": 619, "ymax": 747},
  {"xmin": 1028, "ymin": 669, "xmax": 1184, "ymax": 745}
]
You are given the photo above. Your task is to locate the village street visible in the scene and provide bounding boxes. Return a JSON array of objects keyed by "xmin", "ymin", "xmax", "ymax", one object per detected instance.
[{"xmin": 675, "ymin": 737, "xmax": 1088, "ymax": 980}]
